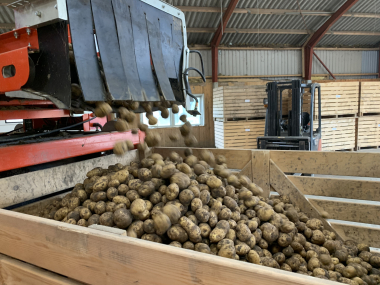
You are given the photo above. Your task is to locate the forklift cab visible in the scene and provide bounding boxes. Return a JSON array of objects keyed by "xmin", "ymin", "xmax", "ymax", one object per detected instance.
[{"xmin": 257, "ymin": 80, "xmax": 322, "ymax": 151}]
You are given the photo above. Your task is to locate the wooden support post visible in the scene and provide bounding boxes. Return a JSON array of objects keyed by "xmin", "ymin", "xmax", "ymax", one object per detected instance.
[
  {"xmin": 210, "ymin": 0, "xmax": 239, "ymax": 83},
  {"xmin": 269, "ymin": 159, "xmax": 342, "ymax": 239}
]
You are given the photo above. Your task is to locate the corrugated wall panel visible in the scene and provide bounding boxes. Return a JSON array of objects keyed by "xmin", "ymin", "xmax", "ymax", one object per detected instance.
[
  {"xmin": 188, "ymin": 49, "xmax": 379, "ymax": 79},
  {"xmin": 362, "ymin": 51, "xmax": 379, "ymax": 74},
  {"xmin": 312, "ymin": 50, "xmax": 363, "ymax": 75},
  {"xmin": 218, "ymin": 49, "xmax": 302, "ymax": 76},
  {"xmin": 188, "ymin": 50, "xmax": 212, "ymax": 77}
]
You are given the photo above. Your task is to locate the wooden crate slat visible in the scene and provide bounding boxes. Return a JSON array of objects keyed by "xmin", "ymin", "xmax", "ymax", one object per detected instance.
[
  {"xmin": 289, "ymin": 176, "xmax": 380, "ymax": 201},
  {"xmin": 270, "ymin": 151, "xmax": 380, "ymax": 177},
  {"xmin": 0, "ymin": 254, "xmax": 82, "ymax": 285},
  {"xmin": 329, "ymin": 219, "xmax": 380, "ymax": 248},
  {"xmin": 309, "ymin": 197, "xmax": 380, "ymax": 225}
]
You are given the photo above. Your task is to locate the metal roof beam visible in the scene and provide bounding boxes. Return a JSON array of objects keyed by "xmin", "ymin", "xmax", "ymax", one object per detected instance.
[
  {"xmin": 211, "ymin": 0, "xmax": 239, "ymax": 83},
  {"xmin": 177, "ymin": 6, "xmax": 380, "ymax": 19},
  {"xmin": 304, "ymin": 0, "xmax": 360, "ymax": 80}
]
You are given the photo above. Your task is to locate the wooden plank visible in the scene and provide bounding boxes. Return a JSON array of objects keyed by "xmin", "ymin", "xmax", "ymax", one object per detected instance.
[
  {"xmin": 269, "ymin": 160, "xmax": 342, "ymax": 239},
  {"xmin": 270, "ymin": 151, "xmax": 380, "ymax": 177},
  {"xmin": 0, "ymin": 151, "xmax": 139, "ymax": 209},
  {"xmin": 153, "ymin": 148, "xmax": 252, "ymax": 170},
  {"xmin": 329, "ymin": 219, "xmax": 380, "ymax": 248},
  {"xmin": 309, "ymin": 197, "xmax": 380, "ymax": 225},
  {"xmin": 0, "ymin": 210, "xmax": 338, "ymax": 285},
  {"xmin": 252, "ymin": 150, "xmax": 270, "ymax": 198},
  {"xmin": 239, "ymin": 160, "xmax": 253, "ymax": 182},
  {"xmin": 0, "ymin": 254, "xmax": 82, "ymax": 285},
  {"xmin": 288, "ymin": 176, "xmax": 380, "ymax": 201}
]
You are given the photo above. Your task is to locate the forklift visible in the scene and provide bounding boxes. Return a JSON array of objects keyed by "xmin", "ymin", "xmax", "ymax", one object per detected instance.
[{"xmin": 257, "ymin": 80, "xmax": 322, "ymax": 150}]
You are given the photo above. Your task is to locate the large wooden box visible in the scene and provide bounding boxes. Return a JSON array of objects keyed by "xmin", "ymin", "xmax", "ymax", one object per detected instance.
[
  {"xmin": 213, "ymin": 85, "xmax": 267, "ymax": 119},
  {"xmin": 357, "ymin": 116, "xmax": 380, "ymax": 149},
  {"xmin": 360, "ymin": 81, "xmax": 380, "ymax": 115},
  {"xmin": 315, "ymin": 82, "xmax": 359, "ymax": 117},
  {"xmin": 1, "ymin": 149, "xmax": 380, "ymax": 284},
  {"xmin": 214, "ymin": 119, "xmax": 265, "ymax": 149},
  {"xmin": 317, "ymin": 118, "xmax": 356, "ymax": 150}
]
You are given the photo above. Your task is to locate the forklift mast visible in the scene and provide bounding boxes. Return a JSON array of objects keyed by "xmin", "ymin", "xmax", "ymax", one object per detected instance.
[{"xmin": 258, "ymin": 80, "xmax": 322, "ymax": 151}]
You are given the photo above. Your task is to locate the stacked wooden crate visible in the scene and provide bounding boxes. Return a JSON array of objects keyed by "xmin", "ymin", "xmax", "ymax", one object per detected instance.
[
  {"xmin": 356, "ymin": 81, "xmax": 380, "ymax": 150},
  {"xmin": 314, "ymin": 82, "xmax": 359, "ymax": 151},
  {"xmin": 213, "ymin": 85, "xmax": 268, "ymax": 149}
]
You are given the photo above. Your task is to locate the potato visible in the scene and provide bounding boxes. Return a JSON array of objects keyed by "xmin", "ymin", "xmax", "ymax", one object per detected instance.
[
  {"xmin": 306, "ymin": 219, "xmax": 323, "ymax": 231},
  {"xmin": 77, "ymin": 219, "xmax": 88, "ymax": 227},
  {"xmin": 110, "ymin": 208, "xmax": 132, "ymax": 229},
  {"xmin": 179, "ymin": 189, "xmax": 195, "ymax": 205},
  {"xmin": 307, "ymin": 257, "xmax": 321, "ymax": 271},
  {"xmin": 92, "ymin": 176, "xmax": 109, "ymax": 192},
  {"xmin": 53, "ymin": 207, "xmax": 68, "ymax": 221},
  {"xmin": 166, "ymin": 128, "xmax": 182, "ymax": 141},
  {"xmin": 143, "ymin": 219, "xmax": 155, "ymax": 234},
  {"xmin": 138, "ymin": 181, "xmax": 155, "ymax": 197},
  {"xmin": 67, "ymin": 197, "xmax": 80, "ymax": 211},
  {"xmin": 112, "ymin": 196, "xmax": 131, "ymax": 208},
  {"xmin": 87, "ymin": 167, "xmax": 103, "ymax": 178},
  {"xmin": 198, "ymin": 223, "xmax": 212, "ymax": 238},
  {"xmin": 195, "ymin": 208, "xmax": 210, "ymax": 223},
  {"xmin": 342, "ymin": 266, "xmax": 357, "ymax": 278},
  {"xmin": 191, "ymin": 198, "xmax": 203, "ymax": 212},
  {"xmin": 247, "ymin": 250, "xmax": 261, "ymax": 264},
  {"xmin": 210, "ymin": 220, "xmax": 230, "ymax": 243},
  {"xmin": 359, "ymin": 251, "xmax": 372, "ymax": 263},
  {"xmin": 218, "ymin": 243, "xmax": 236, "ymax": 259},
  {"xmin": 218, "ymin": 208, "xmax": 232, "ymax": 221},
  {"xmin": 122, "ymin": 221, "xmax": 142, "ymax": 239},
  {"xmin": 198, "ymin": 190, "xmax": 210, "ymax": 206},
  {"xmin": 159, "ymin": 164, "xmax": 176, "ymax": 179},
  {"xmin": 170, "ymin": 172, "xmax": 191, "ymax": 190},
  {"xmin": 162, "ymin": 204, "xmax": 181, "ymax": 224},
  {"xmin": 273, "ymin": 252, "xmax": 286, "ymax": 265},
  {"xmin": 91, "ymin": 191, "xmax": 107, "ymax": 202},
  {"xmin": 179, "ymin": 216, "xmax": 202, "ymax": 243},
  {"xmin": 87, "ymin": 214, "xmax": 100, "ymax": 226},
  {"xmin": 141, "ymin": 233, "xmax": 162, "ymax": 243},
  {"xmin": 136, "ymin": 168, "xmax": 152, "ymax": 182},
  {"xmin": 94, "ymin": 102, "xmax": 112, "ymax": 117},
  {"xmin": 99, "ymin": 212, "xmax": 114, "ymax": 227},
  {"xmin": 166, "ymin": 183, "xmax": 180, "ymax": 201},
  {"xmin": 223, "ymin": 196, "xmax": 239, "ymax": 212},
  {"xmin": 126, "ymin": 190, "xmax": 140, "ymax": 202},
  {"xmin": 128, "ymin": 179, "xmax": 143, "ymax": 191},
  {"xmin": 311, "ymin": 230, "xmax": 326, "ymax": 245},
  {"xmin": 278, "ymin": 233, "xmax": 292, "ymax": 247},
  {"xmin": 206, "ymin": 176, "xmax": 222, "ymax": 189},
  {"xmin": 281, "ymin": 221, "xmax": 295, "ymax": 233},
  {"xmin": 149, "ymin": 192, "xmax": 162, "ymax": 205},
  {"xmin": 235, "ymin": 242, "xmax": 251, "ymax": 256},
  {"xmin": 208, "ymin": 211, "xmax": 218, "ymax": 228},
  {"xmin": 67, "ymin": 211, "xmax": 80, "ymax": 222},
  {"xmin": 130, "ymin": 199, "xmax": 147, "ymax": 216},
  {"xmin": 78, "ymin": 207, "xmax": 91, "ymax": 220},
  {"xmin": 257, "ymin": 207, "xmax": 274, "ymax": 222},
  {"xmin": 183, "ymin": 241, "xmax": 195, "ymax": 250},
  {"xmin": 151, "ymin": 211, "xmax": 171, "ymax": 235},
  {"xmin": 166, "ymin": 224, "xmax": 188, "ymax": 243},
  {"xmin": 244, "ymin": 196, "xmax": 260, "ymax": 208}
]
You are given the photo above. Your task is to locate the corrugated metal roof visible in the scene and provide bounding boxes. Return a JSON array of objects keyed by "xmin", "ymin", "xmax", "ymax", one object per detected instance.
[
  {"xmin": 1, "ymin": 1, "xmax": 380, "ymax": 47},
  {"xmin": 0, "ymin": 6, "xmax": 14, "ymax": 34}
]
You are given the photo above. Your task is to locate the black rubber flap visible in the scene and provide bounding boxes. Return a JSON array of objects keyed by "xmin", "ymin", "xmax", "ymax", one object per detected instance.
[
  {"xmin": 112, "ymin": 0, "xmax": 145, "ymax": 101},
  {"xmin": 27, "ymin": 22, "xmax": 71, "ymax": 109},
  {"xmin": 66, "ymin": 0, "xmax": 106, "ymax": 102},
  {"xmin": 146, "ymin": 9, "xmax": 175, "ymax": 101},
  {"xmin": 126, "ymin": 0, "xmax": 160, "ymax": 101},
  {"xmin": 91, "ymin": 0, "xmax": 131, "ymax": 101}
]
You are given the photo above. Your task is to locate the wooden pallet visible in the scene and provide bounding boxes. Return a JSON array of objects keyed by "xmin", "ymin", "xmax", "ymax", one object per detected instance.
[
  {"xmin": 360, "ymin": 81, "xmax": 380, "ymax": 115},
  {"xmin": 356, "ymin": 115, "xmax": 380, "ymax": 149},
  {"xmin": 213, "ymin": 85, "xmax": 268, "ymax": 119},
  {"xmin": 315, "ymin": 82, "xmax": 360, "ymax": 116},
  {"xmin": 316, "ymin": 118, "xmax": 356, "ymax": 151},
  {"xmin": 214, "ymin": 119, "xmax": 265, "ymax": 149}
]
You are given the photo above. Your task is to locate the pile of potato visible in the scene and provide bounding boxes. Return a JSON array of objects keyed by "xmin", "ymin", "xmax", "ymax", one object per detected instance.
[{"xmin": 40, "ymin": 150, "xmax": 380, "ymax": 285}]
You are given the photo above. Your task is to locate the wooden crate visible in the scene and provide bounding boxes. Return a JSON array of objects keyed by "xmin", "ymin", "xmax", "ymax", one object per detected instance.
[
  {"xmin": 316, "ymin": 118, "xmax": 356, "ymax": 151},
  {"xmin": 315, "ymin": 82, "xmax": 359, "ymax": 117},
  {"xmin": 357, "ymin": 116, "xmax": 380, "ymax": 149},
  {"xmin": 214, "ymin": 119, "xmax": 265, "ymax": 149},
  {"xmin": 360, "ymin": 81, "xmax": 380, "ymax": 115},
  {"xmin": 1, "ymin": 149, "xmax": 380, "ymax": 284},
  {"xmin": 213, "ymin": 85, "xmax": 267, "ymax": 119},
  {"xmin": 287, "ymin": 89, "xmax": 312, "ymax": 113}
]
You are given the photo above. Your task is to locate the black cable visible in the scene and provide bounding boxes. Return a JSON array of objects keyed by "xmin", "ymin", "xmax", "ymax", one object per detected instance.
[
  {"xmin": 0, "ymin": 126, "xmax": 24, "ymax": 136},
  {"xmin": 0, "ymin": 116, "xmax": 98, "ymax": 144}
]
